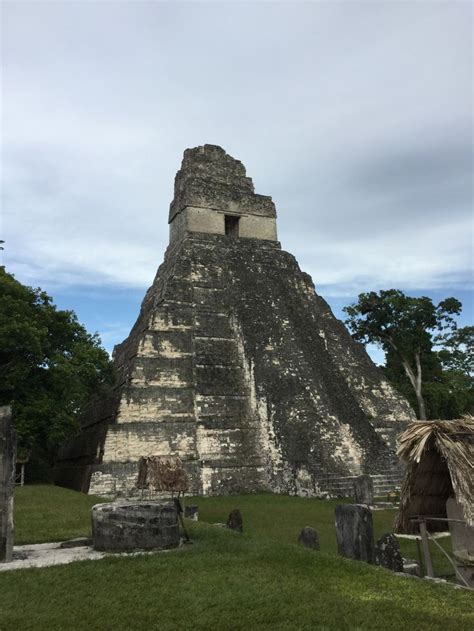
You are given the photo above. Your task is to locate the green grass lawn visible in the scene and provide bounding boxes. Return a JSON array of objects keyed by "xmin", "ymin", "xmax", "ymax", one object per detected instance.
[
  {"xmin": 185, "ymin": 493, "xmax": 455, "ymax": 578},
  {"xmin": 14, "ymin": 485, "xmax": 108, "ymax": 545},
  {"xmin": 2, "ymin": 486, "xmax": 471, "ymax": 631},
  {"xmin": 14, "ymin": 486, "xmax": 455, "ymax": 578}
]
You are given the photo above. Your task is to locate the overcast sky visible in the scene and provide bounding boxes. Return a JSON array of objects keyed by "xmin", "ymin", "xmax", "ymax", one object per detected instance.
[{"xmin": 2, "ymin": 1, "xmax": 472, "ymax": 361}]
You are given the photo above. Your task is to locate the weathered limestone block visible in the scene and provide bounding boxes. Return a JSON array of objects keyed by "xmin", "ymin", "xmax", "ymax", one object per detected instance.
[
  {"xmin": 91, "ymin": 501, "xmax": 179, "ymax": 552},
  {"xmin": 0, "ymin": 406, "xmax": 16, "ymax": 563},
  {"xmin": 335, "ymin": 504, "xmax": 375, "ymax": 563},
  {"xmin": 375, "ymin": 533, "xmax": 403, "ymax": 571},
  {"xmin": 353, "ymin": 475, "xmax": 374, "ymax": 505},
  {"xmin": 226, "ymin": 509, "xmax": 243, "ymax": 533},
  {"xmin": 298, "ymin": 527, "xmax": 320, "ymax": 550}
]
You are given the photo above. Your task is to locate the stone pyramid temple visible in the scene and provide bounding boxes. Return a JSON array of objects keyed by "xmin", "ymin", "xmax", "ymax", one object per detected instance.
[{"xmin": 56, "ymin": 144, "xmax": 415, "ymax": 497}]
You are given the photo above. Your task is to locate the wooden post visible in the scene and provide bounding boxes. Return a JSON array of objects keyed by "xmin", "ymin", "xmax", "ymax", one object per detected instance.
[
  {"xmin": 175, "ymin": 494, "xmax": 190, "ymax": 542},
  {"xmin": 419, "ymin": 520, "xmax": 434, "ymax": 578},
  {"xmin": 415, "ymin": 537, "xmax": 424, "ymax": 576}
]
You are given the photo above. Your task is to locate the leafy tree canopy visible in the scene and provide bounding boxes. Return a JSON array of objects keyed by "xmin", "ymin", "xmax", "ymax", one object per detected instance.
[
  {"xmin": 436, "ymin": 325, "xmax": 474, "ymax": 375},
  {"xmin": 344, "ymin": 289, "xmax": 467, "ymax": 420},
  {"xmin": 0, "ymin": 267, "xmax": 115, "ymax": 479}
]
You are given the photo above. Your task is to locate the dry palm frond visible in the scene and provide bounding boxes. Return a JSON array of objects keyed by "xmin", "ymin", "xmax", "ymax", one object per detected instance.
[{"xmin": 395, "ymin": 416, "xmax": 474, "ymax": 532}]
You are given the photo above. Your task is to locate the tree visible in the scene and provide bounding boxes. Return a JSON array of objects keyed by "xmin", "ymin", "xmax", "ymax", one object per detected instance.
[
  {"xmin": 0, "ymin": 267, "xmax": 115, "ymax": 479},
  {"xmin": 343, "ymin": 289, "xmax": 462, "ymax": 420},
  {"xmin": 433, "ymin": 326, "xmax": 474, "ymax": 417},
  {"xmin": 436, "ymin": 325, "xmax": 473, "ymax": 375}
]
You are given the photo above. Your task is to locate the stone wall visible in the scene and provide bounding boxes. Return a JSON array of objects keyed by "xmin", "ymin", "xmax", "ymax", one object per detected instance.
[
  {"xmin": 168, "ymin": 144, "xmax": 276, "ymax": 223},
  {"xmin": 169, "ymin": 207, "xmax": 277, "ymax": 244}
]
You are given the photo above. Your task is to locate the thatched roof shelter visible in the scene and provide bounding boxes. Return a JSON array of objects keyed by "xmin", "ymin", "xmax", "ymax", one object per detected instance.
[{"xmin": 394, "ymin": 417, "xmax": 474, "ymax": 534}]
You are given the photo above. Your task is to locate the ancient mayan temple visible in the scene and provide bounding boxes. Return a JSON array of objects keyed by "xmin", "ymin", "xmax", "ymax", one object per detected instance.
[{"xmin": 56, "ymin": 144, "xmax": 415, "ymax": 497}]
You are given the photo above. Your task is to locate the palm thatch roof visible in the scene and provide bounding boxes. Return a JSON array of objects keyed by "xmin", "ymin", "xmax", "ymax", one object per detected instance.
[{"xmin": 394, "ymin": 416, "xmax": 474, "ymax": 534}]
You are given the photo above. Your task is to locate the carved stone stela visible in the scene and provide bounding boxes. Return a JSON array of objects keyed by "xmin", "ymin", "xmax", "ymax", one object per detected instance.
[
  {"xmin": 56, "ymin": 145, "xmax": 415, "ymax": 498},
  {"xmin": 0, "ymin": 406, "xmax": 16, "ymax": 562}
]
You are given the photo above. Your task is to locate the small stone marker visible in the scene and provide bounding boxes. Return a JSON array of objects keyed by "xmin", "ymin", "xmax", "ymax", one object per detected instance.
[
  {"xmin": 353, "ymin": 474, "xmax": 374, "ymax": 505},
  {"xmin": 226, "ymin": 509, "xmax": 243, "ymax": 533},
  {"xmin": 0, "ymin": 406, "xmax": 16, "ymax": 563},
  {"xmin": 402, "ymin": 558, "xmax": 421, "ymax": 577},
  {"xmin": 298, "ymin": 527, "xmax": 320, "ymax": 550},
  {"xmin": 335, "ymin": 504, "xmax": 375, "ymax": 564},
  {"xmin": 375, "ymin": 533, "xmax": 403, "ymax": 572},
  {"xmin": 92, "ymin": 501, "xmax": 180, "ymax": 552},
  {"xmin": 184, "ymin": 505, "xmax": 198, "ymax": 521}
]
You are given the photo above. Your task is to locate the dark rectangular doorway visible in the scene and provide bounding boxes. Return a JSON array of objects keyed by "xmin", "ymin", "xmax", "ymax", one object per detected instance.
[{"xmin": 225, "ymin": 215, "xmax": 240, "ymax": 237}]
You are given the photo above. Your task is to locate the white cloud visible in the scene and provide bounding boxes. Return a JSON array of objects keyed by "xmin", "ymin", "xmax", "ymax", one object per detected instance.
[{"xmin": 2, "ymin": 1, "xmax": 472, "ymax": 300}]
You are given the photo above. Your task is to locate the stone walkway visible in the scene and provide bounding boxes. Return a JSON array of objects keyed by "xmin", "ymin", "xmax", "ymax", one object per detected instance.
[
  {"xmin": 0, "ymin": 542, "xmax": 105, "ymax": 571},
  {"xmin": 0, "ymin": 541, "xmax": 173, "ymax": 572}
]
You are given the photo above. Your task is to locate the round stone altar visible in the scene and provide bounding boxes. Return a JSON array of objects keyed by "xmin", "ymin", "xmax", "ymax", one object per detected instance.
[{"xmin": 91, "ymin": 501, "xmax": 180, "ymax": 552}]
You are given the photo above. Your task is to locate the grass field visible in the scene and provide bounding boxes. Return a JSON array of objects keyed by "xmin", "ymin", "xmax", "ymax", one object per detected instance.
[
  {"xmin": 14, "ymin": 486, "xmax": 454, "ymax": 577},
  {"xmin": 14, "ymin": 485, "xmax": 107, "ymax": 545},
  {"xmin": 1, "ymin": 485, "xmax": 471, "ymax": 631}
]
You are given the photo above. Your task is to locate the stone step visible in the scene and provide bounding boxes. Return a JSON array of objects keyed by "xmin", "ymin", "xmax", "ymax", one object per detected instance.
[
  {"xmin": 315, "ymin": 476, "xmax": 402, "ymax": 486},
  {"xmin": 317, "ymin": 476, "xmax": 402, "ymax": 485},
  {"xmin": 311, "ymin": 469, "xmax": 403, "ymax": 478},
  {"xmin": 314, "ymin": 471, "xmax": 403, "ymax": 498}
]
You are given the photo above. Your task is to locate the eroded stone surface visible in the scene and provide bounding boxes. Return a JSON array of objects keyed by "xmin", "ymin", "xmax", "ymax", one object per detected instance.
[
  {"xmin": 56, "ymin": 145, "xmax": 415, "ymax": 498},
  {"xmin": 353, "ymin": 475, "xmax": 374, "ymax": 505},
  {"xmin": 335, "ymin": 504, "xmax": 375, "ymax": 564},
  {"xmin": 0, "ymin": 406, "xmax": 16, "ymax": 563},
  {"xmin": 375, "ymin": 533, "xmax": 403, "ymax": 571},
  {"xmin": 298, "ymin": 527, "xmax": 320, "ymax": 550},
  {"xmin": 91, "ymin": 501, "xmax": 179, "ymax": 552}
]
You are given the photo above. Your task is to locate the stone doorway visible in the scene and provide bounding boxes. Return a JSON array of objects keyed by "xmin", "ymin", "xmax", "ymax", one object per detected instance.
[{"xmin": 225, "ymin": 215, "xmax": 240, "ymax": 237}]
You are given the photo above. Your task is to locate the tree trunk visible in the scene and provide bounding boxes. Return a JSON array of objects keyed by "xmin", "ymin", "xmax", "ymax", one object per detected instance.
[
  {"xmin": 414, "ymin": 353, "xmax": 427, "ymax": 420},
  {"xmin": 401, "ymin": 355, "xmax": 427, "ymax": 420}
]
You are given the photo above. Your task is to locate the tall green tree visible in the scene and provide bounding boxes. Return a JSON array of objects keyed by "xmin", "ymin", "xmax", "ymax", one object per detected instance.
[
  {"xmin": 432, "ymin": 325, "xmax": 474, "ymax": 417},
  {"xmin": 343, "ymin": 289, "xmax": 462, "ymax": 420},
  {"xmin": 0, "ymin": 267, "xmax": 114, "ymax": 479}
]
